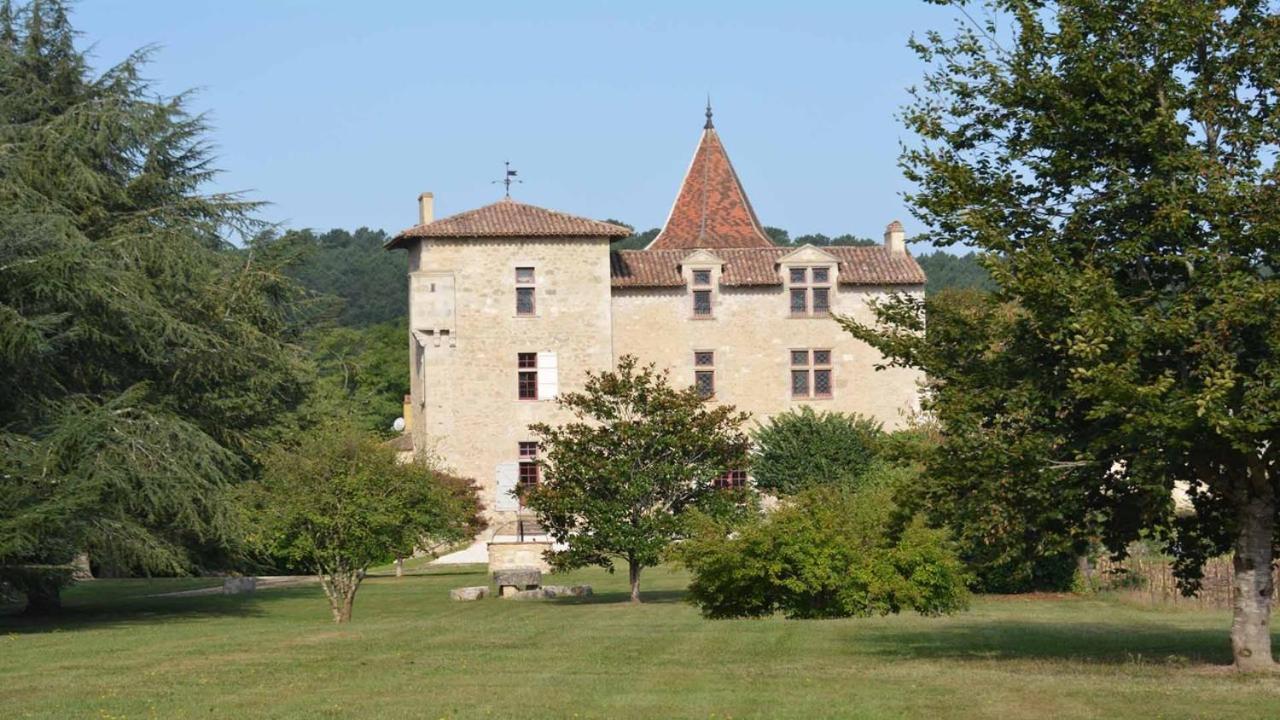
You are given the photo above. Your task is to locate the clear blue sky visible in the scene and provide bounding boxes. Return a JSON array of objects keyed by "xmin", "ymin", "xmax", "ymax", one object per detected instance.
[{"xmin": 75, "ymin": 1, "xmax": 964, "ymax": 246}]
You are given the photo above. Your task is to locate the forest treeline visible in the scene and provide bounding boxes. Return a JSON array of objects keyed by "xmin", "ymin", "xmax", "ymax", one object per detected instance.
[{"xmin": 272, "ymin": 224, "xmax": 992, "ymax": 332}]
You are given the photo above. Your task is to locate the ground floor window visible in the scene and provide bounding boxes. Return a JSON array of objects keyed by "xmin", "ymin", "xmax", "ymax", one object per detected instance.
[{"xmin": 715, "ymin": 469, "xmax": 748, "ymax": 489}]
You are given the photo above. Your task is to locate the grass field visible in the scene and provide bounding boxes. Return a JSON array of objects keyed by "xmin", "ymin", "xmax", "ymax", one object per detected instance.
[{"xmin": 2, "ymin": 565, "xmax": 1278, "ymax": 719}]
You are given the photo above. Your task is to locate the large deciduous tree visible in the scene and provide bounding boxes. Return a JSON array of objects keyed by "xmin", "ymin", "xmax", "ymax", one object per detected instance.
[
  {"xmin": 0, "ymin": 1, "xmax": 308, "ymax": 611},
  {"xmin": 524, "ymin": 356, "xmax": 752, "ymax": 604},
  {"xmin": 247, "ymin": 423, "xmax": 483, "ymax": 623},
  {"xmin": 851, "ymin": 0, "xmax": 1280, "ymax": 670}
]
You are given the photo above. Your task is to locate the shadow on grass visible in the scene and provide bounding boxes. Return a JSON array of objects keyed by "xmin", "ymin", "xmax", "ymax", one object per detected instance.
[
  {"xmin": 0, "ymin": 585, "xmax": 318, "ymax": 636},
  {"xmin": 854, "ymin": 618, "xmax": 1237, "ymax": 667},
  {"xmin": 554, "ymin": 589, "xmax": 688, "ymax": 606}
]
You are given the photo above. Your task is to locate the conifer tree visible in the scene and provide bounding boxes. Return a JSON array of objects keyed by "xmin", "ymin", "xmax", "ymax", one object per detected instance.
[{"xmin": 0, "ymin": 1, "xmax": 308, "ymax": 612}]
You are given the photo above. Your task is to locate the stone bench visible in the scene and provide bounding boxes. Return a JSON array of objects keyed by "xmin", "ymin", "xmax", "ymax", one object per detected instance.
[{"xmin": 493, "ymin": 567, "xmax": 542, "ymax": 598}]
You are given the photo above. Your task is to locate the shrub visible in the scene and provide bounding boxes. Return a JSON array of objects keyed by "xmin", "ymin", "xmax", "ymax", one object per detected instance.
[
  {"xmin": 749, "ymin": 407, "xmax": 883, "ymax": 495},
  {"xmin": 675, "ymin": 467, "xmax": 969, "ymax": 619}
]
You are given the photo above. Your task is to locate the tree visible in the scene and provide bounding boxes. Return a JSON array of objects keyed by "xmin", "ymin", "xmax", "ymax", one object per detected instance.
[
  {"xmin": 0, "ymin": 1, "xmax": 308, "ymax": 612},
  {"xmin": 248, "ymin": 423, "xmax": 482, "ymax": 623},
  {"xmin": 856, "ymin": 0, "xmax": 1280, "ymax": 670},
  {"xmin": 843, "ymin": 289, "xmax": 1087, "ymax": 592},
  {"xmin": 259, "ymin": 227, "xmax": 408, "ymax": 328},
  {"xmin": 676, "ymin": 469, "xmax": 970, "ymax": 619},
  {"xmin": 914, "ymin": 251, "xmax": 996, "ymax": 294},
  {"xmin": 750, "ymin": 407, "xmax": 884, "ymax": 496},
  {"xmin": 305, "ymin": 319, "xmax": 410, "ymax": 435},
  {"xmin": 524, "ymin": 356, "xmax": 752, "ymax": 603}
]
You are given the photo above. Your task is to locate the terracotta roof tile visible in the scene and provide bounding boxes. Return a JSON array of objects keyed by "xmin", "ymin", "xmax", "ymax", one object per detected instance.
[
  {"xmin": 611, "ymin": 247, "xmax": 926, "ymax": 288},
  {"xmin": 387, "ymin": 198, "xmax": 630, "ymax": 248},
  {"xmin": 648, "ymin": 128, "xmax": 774, "ymax": 250}
]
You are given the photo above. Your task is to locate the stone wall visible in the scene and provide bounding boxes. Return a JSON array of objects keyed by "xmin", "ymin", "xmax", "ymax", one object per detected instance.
[
  {"xmin": 610, "ymin": 253, "xmax": 924, "ymax": 430},
  {"xmin": 405, "ymin": 236, "xmax": 615, "ymax": 526},
  {"xmin": 488, "ymin": 541, "xmax": 553, "ymax": 574}
]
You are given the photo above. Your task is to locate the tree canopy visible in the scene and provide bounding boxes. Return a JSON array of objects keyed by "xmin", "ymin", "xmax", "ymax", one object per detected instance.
[
  {"xmin": 0, "ymin": 0, "xmax": 308, "ymax": 610},
  {"xmin": 524, "ymin": 356, "xmax": 752, "ymax": 603},
  {"xmin": 247, "ymin": 422, "xmax": 482, "ymax": 622},
  {"xmin": 847, "ymin": 0, "xmax": 1280, "ymax": 671}
]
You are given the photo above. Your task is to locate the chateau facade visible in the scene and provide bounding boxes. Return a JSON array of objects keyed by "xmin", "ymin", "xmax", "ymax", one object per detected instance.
[{"xmin": 386, "ymin": 111, "xmax": 925, "ymax": 525}]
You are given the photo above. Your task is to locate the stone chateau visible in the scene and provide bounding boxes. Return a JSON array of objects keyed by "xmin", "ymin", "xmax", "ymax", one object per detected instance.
[{"xmin": 385, "ymin": 108, "xmax": 925, "ymax": 526}]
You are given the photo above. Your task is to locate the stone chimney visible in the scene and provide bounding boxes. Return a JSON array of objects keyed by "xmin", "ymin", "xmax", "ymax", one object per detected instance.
[
  {"xmin": 884, "ymin": 220, "xmax": 906, "ymax": 254},
  {"xmin": 418, "ymin": 192, "xmax": 434, "ymax": 226}
]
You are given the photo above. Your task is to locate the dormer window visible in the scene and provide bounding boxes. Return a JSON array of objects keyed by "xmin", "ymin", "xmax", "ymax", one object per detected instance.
[
  {"xmin": 691, "ymin": 268, "xmax": 714, "ymax": 318},
  {"xmin": 788, "ymin": 266, "xmax": 833, "ymax": 317}
]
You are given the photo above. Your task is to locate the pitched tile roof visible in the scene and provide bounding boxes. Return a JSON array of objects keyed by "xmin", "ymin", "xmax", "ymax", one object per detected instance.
[
  {"xmin": 647, "ymin": 124, "xmax": 774, "ymax": 250},
  {"xmin": 387, "ymin": 197, "xmax": 631, "ymax": 248},
  {"xmin": 611, "ymin": 246, "xmax": 926, "ymax": 288}
]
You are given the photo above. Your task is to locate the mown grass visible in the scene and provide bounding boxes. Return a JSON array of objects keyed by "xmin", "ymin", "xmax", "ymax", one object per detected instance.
[{"xmin": 2, "ymin": 565, "xmax": 1277, "ymax": 719}]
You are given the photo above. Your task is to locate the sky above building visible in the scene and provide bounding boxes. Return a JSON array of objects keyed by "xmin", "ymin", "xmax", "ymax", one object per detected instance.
[{"xmin": 75, "ymin": 1, "xmax": 968, "ymax": 247}]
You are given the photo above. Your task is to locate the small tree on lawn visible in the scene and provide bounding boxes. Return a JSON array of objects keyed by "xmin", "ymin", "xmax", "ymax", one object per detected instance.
[
  {"xmin": 524, "ymin": 355, "xmax": 752, "ymax": 604},
  {"xmin": 249, "ymin": 423, "xmax": 482, "ymax": 622}
]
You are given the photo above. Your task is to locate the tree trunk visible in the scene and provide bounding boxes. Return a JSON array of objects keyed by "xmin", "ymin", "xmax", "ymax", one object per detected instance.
[
  {"xmin": 1231, "ymin": 491, "xmax": 1277, "ymax": 672},
  {"xmin": 319, "ymin": 569, "xmax": 363, "ymax": 624},
  {"xmin": 395, "ymin": 556, "xmax": 404, "ymax": 578},
  {"xmin": 628, "ymin": 561, "xmax": 641, "ymax": 604},
  {"xmin": 23, "ymin": 584, "xmax": 61, "ymax": 615}
]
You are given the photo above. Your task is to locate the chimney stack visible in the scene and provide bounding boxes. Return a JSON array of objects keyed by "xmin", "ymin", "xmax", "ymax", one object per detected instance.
[
  {"xmin": 884, "ymin": 220, "xmax": 906, "ymax": 254},
  {"xmin": 418, "ymin": 192, "xmax": 434, "ymax": 226}
]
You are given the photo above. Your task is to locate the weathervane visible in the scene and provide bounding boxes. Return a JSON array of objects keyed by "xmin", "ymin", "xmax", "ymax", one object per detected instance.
[{"xmin": 492, "ymin": 161, "xmax": 522, "ymax": 197}]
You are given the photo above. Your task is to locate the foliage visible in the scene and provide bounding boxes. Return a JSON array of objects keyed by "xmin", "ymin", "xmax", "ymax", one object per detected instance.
[
  {"xmin": 610, "ymin": 226, "xmax": 660, "ymax": 250},
  {"xmin": 676, "ymin": 468, "xmax": 970, "ymax": 620},
  {"xmin": 914, "ymin": 251, "xmax": 995, "ymax": 294},
  {"xmin": 246, "ymin": 422, "xmax": 482, "ymax": 622},
  {"xmin": 843, "ymin": 289, "xmax": 1086, "ymax": 592},
  {"xmin": 257, "ymin": 227, "xmax": 407, "ymax": 328},
  {"xmin": 0, "ymin": 1, "xmax": 309, "ymax": 611},
  {"xmin": 524, "ymin": 355, "xmax": 752, "ymax": 603},
  {"xmin": 749, "ymin": 406, "xmax": 884, "ymax": 495},
  {"xmin": 851, "ymin": 0, "xmax": 1280, "ymax": 670},
  {"xmin": 302, "ymin": 319, "xmax": 408, "ymax": 434}
]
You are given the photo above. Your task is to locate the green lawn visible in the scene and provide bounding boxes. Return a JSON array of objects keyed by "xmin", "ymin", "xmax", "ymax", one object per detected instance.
[{"xmin": 2, "ymin": 566, "xmax": 1277, "ymax": 719}]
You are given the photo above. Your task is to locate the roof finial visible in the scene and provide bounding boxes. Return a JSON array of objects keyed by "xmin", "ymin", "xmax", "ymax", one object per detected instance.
[{"xmin": 704, "ymin": 94, "xmax": 714, "ymax": 130}]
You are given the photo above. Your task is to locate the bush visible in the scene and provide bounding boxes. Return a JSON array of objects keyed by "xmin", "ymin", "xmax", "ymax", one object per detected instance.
[
  {"xmin": 675, "ymin": 467, "xmax": 970, "ymax": 619},
  {"xmin": 750, "ymin": 407, "xmax": 883, "ymax": 495}
]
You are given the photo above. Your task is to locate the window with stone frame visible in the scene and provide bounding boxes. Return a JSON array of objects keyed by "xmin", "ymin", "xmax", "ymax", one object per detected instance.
[
  {"xmin": 517, "ymin": 352, "xmax": 538, "ymax": 400},
  {"xmin": 715, "ymin": 469, "xmax": 748, "ymax": 489},
  {"xmin": 790, "ymin": 348, "xmax": 834, "ymax": 399},
  {"xmin": 691, "ymin": 268, "xmax": 714, "ymax": 317},
  {"xmin": 516, "ymin": 267, "xmax": 536, "ymax": 316},
  {"xmin": 694, "ymin": 350, "xmax": 715, "ymax": 399},
  {"xmin": 518, "ymin": 441, "xmax": 540, "ymax": 489},
  {"xmin": 788, "ymin": 266, "xmax": 834, "ymax": 316}
]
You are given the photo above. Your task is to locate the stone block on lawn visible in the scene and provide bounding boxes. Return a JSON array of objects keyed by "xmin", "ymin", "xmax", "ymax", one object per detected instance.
[
  {"xmin": 492, "ymin": 567, "xmax": 542, "ymax": 590},
  {"xmin": 222, "ymin": 577, "xmax": 257, "ymax": 595},
  {"xmin": 510, "ymin": 588, "xmax": 549, "ymax": 600},
  {"xmin": 450, "ymin": 586, "xmax": 489, "ymax": 601},
  {"xmin": 541, "ymin": 584, "xmax": 593, "ymax": 598}
]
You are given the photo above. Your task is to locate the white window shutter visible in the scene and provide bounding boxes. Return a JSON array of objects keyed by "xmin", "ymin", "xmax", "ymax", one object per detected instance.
[
  {"xmin": 494, "ymin": 462, "xmax": 520, "ymax": 512},
  {"xmin": 537, "ymin": 351, "xmax": 559, "ymax": 399}
]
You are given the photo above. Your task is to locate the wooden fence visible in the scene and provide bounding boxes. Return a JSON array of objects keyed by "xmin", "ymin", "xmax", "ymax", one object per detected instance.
[{"xmin": 1094, "ymin": 550, "xmax": 1279, "ymax": 609}]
